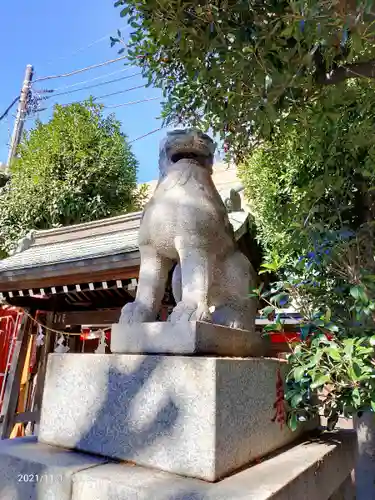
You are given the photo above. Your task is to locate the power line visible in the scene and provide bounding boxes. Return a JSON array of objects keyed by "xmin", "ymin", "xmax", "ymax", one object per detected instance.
[
  {"xmin": 25, "ymin": 96, "xmax": 160, "ymax": 120},
  {"xmin": 33, "ymin": 55, "xmax": 128, "ymax": 83},
  {"xmin": 0, "ymin": 97, "xmax": 19, "ymax": 122},
  {"xmin": 52, "ymin": 66, "xmax": 131, "ymax": 92},
  {"xmin": 27, "ymin": 84, "xmax": 148, "ymax": 115},
  {"xmin": 45, "ymin": 72, "xmax": 141, "ymax": 99},
  {"xmin": 43, "ymin": 27, "xmax": 127, "ymax": 67},
  {"xmin": 95, "ymin": 84, "xmax": 146, "ymax": 101},
  {"xmin": 104, "ymin": 97, "xmax": 159, "ymax": 109},
  {"xmin": 129, "ymin": 127, "xmax": 163, "ymax": 144}
]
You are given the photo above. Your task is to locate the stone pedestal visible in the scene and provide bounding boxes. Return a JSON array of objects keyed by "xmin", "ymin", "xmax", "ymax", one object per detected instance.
[
  {"xmin": 111, "ymin": 320, "xmax": 269, "ymax": 356},
  {"xmin": 39, "ymin": 353, "xmax": 314, "ymax": 481}
]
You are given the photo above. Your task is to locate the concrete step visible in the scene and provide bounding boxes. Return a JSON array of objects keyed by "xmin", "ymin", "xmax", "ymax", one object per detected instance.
[
  {"xmin": 0, "ymin": 431, "xmax": 356, "ymax": 500},
  {"xmin": 0, "ymin": 436, "xmax": 106, "ymax": 500}
]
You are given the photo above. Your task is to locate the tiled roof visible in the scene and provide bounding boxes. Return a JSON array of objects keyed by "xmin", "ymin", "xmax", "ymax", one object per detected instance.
[
  {"xmin": 0, "ymin": 210, "xmax": 248, "ymax": 275},
  {"xmin": 0, "ymin": 212, "xmax": 142, "ymax": 275},
  {"xmin": 0, "ymin": 229, "xmax": 139, "ymax": 273}
]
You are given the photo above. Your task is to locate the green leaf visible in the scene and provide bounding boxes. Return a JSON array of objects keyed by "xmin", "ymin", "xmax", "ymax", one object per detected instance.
[
  {"xmin": 271, "ymin": 293, "xmax": 289, "ymax": 306},
  {"xmin": 324, "ymin": 307, "xmax": 331, "ymax": 322},
  {"xmin": 281, "ymin": 25, "xmax": 294, "ymax": 37},
  {"xmin": 293, "ymin": 366, "xmax": 305, "ymax": 382},
  {"xmin": 353, "ymin": 362, "xmax": 363, "ymax": 379},
  {"xmin": 261, "ymin": 306, "xmax": 275, "ymax": 317},
  {"xmin": 352, "ymin": 388, "xmax": 361, "ymax": 407},
  {"xmin": 264, "ymin": 322, "xmax": 283, "ymax": 332},
  {"xmin": 370, "ymin": 336, "xmax": 375, "ymax": 346},
  {"xmin": 325, "ymin": 347, "xmax": 341, "ymax": 361},
  {"xmin": 300, "ymin": 325, "xmax": 311, "ymax": 341},
  {"xmin": 291, "ymin": 393, "xmax": 303, "ymax": 407},
  {"xmin": 351, "ymin": 30, "xmax": 363, "ymax": 52},
  {"xmin": 288, "ymin": 413, "xmax": 298, "ymax": 432},
  {"xmin": 350, "ymin": 285, "xmax": 368, "ymax": 303},
  {"xmin": 120, "ymin": 7, "xmax": 129, "ymax": 17},
  {"xmin": 259, "ymin": 261, "xmax": 281, "ymax": 274},
  {"xmin": 371, "ymin": 400, "xmax": 375, "ymax": 412},
  {"xmin": 326, "ymin": 324, "xmax": 339, "ymax": 333},
  {"xmin": 311, "ymin": 375, "xmax": 330, "ymax": 389},
  {"xmin": 306, "ymin": 350, "xmax": 323, "ymax": 368},
  {"xmin": 343, "ymin": 339, "xmax": 355, "ymax": 357}
]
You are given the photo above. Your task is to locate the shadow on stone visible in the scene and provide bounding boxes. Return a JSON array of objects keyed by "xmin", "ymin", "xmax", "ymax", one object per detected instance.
[
  {"xmin": 0, "ymin": 355, "xmax": 180, "ymax": 500},
  {"xmin": 74, "ymin": 356, "xmax": 179, "ymax": 459}
]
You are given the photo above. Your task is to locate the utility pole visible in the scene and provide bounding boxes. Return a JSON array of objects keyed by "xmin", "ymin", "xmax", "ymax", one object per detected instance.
[{"xmin": 7, "ymin": 64, "xmax": 33, "ymax": 165}]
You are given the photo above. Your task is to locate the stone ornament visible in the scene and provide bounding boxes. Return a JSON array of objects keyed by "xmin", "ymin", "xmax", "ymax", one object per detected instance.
[
  {"xmin": 223, "ymin": 188, "xmax": 243, "ymax": 213},
  {"xmin": 95, "ymin": 330, "xmax": 107, "ymax": 354},
  {"xmin": 119, "ymin": 129, "xmax": 257, "ymax": 331},
  {"xmin": 54, "ymin": 334, "xmax": 70, "ymax": 354},
  {"xmin": 10, "ymin": 230, "xmax": 35, "ymax": 256}
]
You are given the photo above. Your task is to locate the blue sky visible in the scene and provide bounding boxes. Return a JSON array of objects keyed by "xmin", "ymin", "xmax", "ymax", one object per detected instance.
[{"xmin": 0, "ymin": 0, "xmax": 169, "ymax": 183}]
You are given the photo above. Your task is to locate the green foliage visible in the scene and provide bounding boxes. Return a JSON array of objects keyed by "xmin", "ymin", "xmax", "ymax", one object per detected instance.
[
  {"xmin": 0, "ymin": 99, "xmax": 138, "ymax": 255},
  {"xmin": 243, "ymin": 80, "xmax": 375, "ymax": 428},
  {"xmin": 285, "ymin": 334, "xmax": 375, "ymax": 428},
  {"xmin": 253, "ymin": 272, "xmax": 375, "ymax": 429},
  {"xmin": 239, "ymin": 81, "xmax": 375, "ymax": 262},
  {"xmin": 114, "ymin": 0, "xmax": 375, "ymax": 157},
  {"xmin": 132, "ymin": 183, "xmax": 150, "ymax": 211}
]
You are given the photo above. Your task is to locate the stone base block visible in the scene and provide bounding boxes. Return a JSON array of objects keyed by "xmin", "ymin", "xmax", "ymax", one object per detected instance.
[
  {"xmin": 0, "ymin": 436, "xmax": 106, "ymax": 500},
  {"xmin": 71, "ymin": 431, "xmax": 356, "ymax": 500},
  {"xmin": 111, "ymin": 320, "xmax": 269, "ymax": 356},
  {"xmin": 0, "ymin": 432, "xmax": 356, "ymax": 500},
  {"xmin": 39, "ymin": 354, "xmax": 315, "ymax": 481}
]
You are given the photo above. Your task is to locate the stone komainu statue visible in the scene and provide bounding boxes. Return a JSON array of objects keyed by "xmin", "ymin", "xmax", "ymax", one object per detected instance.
[{"xmin": 120, "ymin": 129, "xmax": 257, "ymax": 331}]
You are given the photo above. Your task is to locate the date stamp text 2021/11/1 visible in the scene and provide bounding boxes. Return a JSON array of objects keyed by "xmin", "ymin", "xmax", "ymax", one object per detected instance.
[{"xmin": 17, "ymin": 474, "xmax": 63, "ymax": 483}]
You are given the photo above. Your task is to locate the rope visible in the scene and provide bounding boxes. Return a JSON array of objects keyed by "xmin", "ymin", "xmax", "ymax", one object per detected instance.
[{"xmin": 21, "ymin": 309, "xmax": 107, "ymax": 338}]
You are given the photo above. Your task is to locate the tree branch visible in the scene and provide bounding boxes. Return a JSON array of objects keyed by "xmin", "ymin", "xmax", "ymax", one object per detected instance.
[{"xmin": 317, "ymin": 60, "xmax": 375, "ymax": 85}]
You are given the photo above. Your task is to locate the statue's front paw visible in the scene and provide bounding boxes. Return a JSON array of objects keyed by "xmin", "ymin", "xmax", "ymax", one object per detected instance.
[
  {"xmin": 119, "ymin": 302, "xmax": 154, "ymax": 325},
  {"xmin": 168, "ymin": 302, "xmax": 195, "ymax": 323},
  {"xmin": 211, "ymin": 306, "xmax": 252, "ymax": 331},
  {"xmin": 194, "ymin": 303, "xmax": 212, "ymax": 323},
  {"xmin": 168, "ymin": 302, "xmax": 212, "ymax": 324}
]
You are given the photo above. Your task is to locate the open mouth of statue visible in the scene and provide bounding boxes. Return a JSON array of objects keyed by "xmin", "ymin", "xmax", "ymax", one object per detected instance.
[
  {"xmin": 171, "ymin": 152, "xmax": 201, "ymax": 163},
  {"xmin": 171, "ymin": 152, "xmax": 206, "ymax": 163}
]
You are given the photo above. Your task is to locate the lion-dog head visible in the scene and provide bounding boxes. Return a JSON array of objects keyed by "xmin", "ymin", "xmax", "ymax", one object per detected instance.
[{"xmin": 158, "ymin": 129, "xmax": 216, "ymax": 180}]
